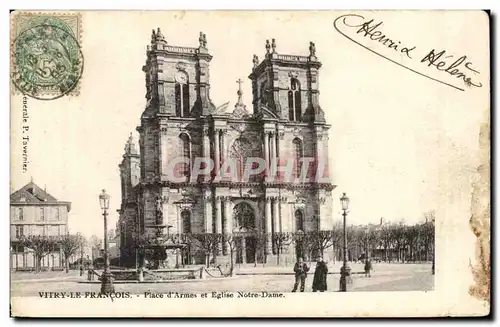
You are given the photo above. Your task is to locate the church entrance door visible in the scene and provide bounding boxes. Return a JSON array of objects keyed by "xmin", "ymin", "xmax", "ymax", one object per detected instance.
[
  {"xmin": 233, "ymin": 202, "xmax": 256, "ymax": 264},
  {"xmin": 245, "ymin": 236, "xmax": 256, "ymax": 264}
]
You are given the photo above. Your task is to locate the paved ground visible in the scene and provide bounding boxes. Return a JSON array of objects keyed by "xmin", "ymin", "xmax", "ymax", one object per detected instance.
[
  {"xmin": 11, "ymin": 263, "xmax": 433, "ymax": 297},
  {"xmin": 11, "ymin": 270, "xmax": 80, "ymax": 282}
]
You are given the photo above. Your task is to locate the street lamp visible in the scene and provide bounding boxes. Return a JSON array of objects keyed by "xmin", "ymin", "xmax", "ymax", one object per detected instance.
[
  {"xmin": 99, "ymin": 189, "xmax": 114, "ymax": 293},
  {"xmin": 295, "ymin": 229, "xmax": 305, "ymax": 261},
  {"xmin": 339, "ymin": 192, "xmax": 351, "ymax": 292}
]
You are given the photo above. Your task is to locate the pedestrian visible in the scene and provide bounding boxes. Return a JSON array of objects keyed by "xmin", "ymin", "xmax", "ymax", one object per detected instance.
[
  {"xmin": 312, "ymin": 257, "xmax": 328, "ymax": 292},
  {"xmin": 79, "ymin": 264, "xmax": 84, "ymax": 276},
  {"xmin": 364, "ymin": 259, "xmax": 372, "ymax": 277},
  {"xmin": 292, "ymin": 257, "xmax": 309, "ymax": 292},
  {"xmin": 87, "ymin": 266, "xmax": 93, "ymax": 281}
]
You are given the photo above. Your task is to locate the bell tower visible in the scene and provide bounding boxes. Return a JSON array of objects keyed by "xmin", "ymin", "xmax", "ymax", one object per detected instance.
[
  {"xmin": 248, "ymin": 39, "xmax": 325, "ymax": 123},
  {"xmin": 119, "ymin": 133, "xmax": 140, "ymax": 203},
  {"xmin": 142, "ymin": 28, "xmax": 215, "ymax": 118}
]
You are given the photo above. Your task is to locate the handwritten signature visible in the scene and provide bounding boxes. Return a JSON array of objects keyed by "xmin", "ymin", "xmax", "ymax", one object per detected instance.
[{"xmin": 333, "ymin": 14, "xmax": 482, "ymax": 91}]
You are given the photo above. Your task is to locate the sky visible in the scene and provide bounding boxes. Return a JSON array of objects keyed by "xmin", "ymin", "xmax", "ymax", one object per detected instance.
[{"xmin": 10, "ymin": 11, "xmax": 488, "ymax": 238}]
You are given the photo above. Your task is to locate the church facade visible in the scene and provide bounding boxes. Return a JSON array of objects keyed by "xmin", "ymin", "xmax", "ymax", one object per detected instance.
[{"xmin": 117, "ymin": 29, "xmax": 335, "ymax": 266}]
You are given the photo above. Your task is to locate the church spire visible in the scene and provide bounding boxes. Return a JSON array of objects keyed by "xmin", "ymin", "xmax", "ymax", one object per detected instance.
[{"xmin": 231, "ymin": 78, "xmax": 249, "ymax": 119}]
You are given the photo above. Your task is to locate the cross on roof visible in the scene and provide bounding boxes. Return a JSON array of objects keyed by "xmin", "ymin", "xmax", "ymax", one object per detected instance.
[{"xmin": 236, "ymin": 78, "xmax": 244, "ymax": 104}]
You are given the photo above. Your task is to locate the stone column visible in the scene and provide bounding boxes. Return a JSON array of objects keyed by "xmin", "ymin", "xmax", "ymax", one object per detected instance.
[
  {"xmin": 159, "ymin": 126, "xmax": 167, "ymax": 178},
  {"xmin": 214, "ymin": 129, "xmax": 220, "ymax": 177},
  {"xmin": 203, "ymin": 127, "xmax": 211, "ymax": 182},
  {"xmin": 224, "ymin": 198, "xmax": 232, "ymax": 234},
  {"xmin": 265, "ymin": 197, "xmax": 272, "ymax": 254},
  {"xmin": 161, "ymin": 189, "xmax": 169, "ymax": 230},
  {"xmin": 204, "ymin": 193, "xmax": 213, "ymax": 233},
  {"xmin": 273, "ymin": 197, "xmax": 279, "ymax": 233},
  {"xmin": 316, "ymin": 128, "xmax": 324, "ymax": 182},
  {"xmin": 215, "ymin": 197, "xmax": 222, "ymax": 254},
  {"xmin": 269, "ymin": 131, "xmax": 276, "ymax": 180},
  {"xmin": 263, "ymin": 132, "xmax": 270, "ymax": 180},
  {"xmin": 220, "ymin": 130, "xmax": 228, "ymax": 173}
]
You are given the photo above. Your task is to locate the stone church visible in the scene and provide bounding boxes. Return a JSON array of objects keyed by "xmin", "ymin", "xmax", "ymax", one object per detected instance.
[{"xmin": 117, "ymin": 28, "xmax": 335, "ymax": 267}]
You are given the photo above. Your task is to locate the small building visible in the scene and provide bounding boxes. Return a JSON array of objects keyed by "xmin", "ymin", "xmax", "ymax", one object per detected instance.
[{"xmin": 10, "ymin": 180, "xmax": 71, "ymax": 271}]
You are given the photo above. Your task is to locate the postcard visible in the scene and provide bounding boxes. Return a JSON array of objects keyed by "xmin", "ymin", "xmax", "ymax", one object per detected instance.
[{"xmin": 9, "ymin": 10, "xmax": 490, "ymax": 317}]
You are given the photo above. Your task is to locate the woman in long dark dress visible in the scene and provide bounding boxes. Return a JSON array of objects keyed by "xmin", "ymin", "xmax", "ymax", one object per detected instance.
[{"xmin": 312, "ymin": 257, "xmax": 328, "ymax": 292}]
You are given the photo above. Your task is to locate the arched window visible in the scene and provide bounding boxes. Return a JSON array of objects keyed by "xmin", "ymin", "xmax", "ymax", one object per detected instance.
[
  {"xmin": 179, "ymin": 133, "xmax": 191, "ymax": 179},
  {"xmin": 260, "ymin": 82, "xmax": 267, "ymax": 106},
  {"xmin": 288, "ymin": 78, "xmax": 302, "ymax": 121},
  {"xmin": 181, "ymin": 210, "xmax": 191, "ymax": 234},
  {"xmin": 175, "ymin": 72, "xmax": 190, "ymax": 117},
  {"xmin": 233, "ymin": 202, "xmax": 255, "ymax": 230},
  {"xmin": 230, "ymin": 138, "xmax": 255, "ymax": 182},
  {"xmin": 295, "ymin": 209, "xmax": 304, "ymax": 232},
  {"xmin": 292, "ymin": 138, "xmax": 303, "ymax": 179}
]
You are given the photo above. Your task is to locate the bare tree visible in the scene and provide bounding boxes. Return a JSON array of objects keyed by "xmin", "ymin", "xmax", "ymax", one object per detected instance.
[
  {"xmin": 272, "ymin": 232, "xmax": 293, "ymax": 265},
  {"xmin": 59, "ymin": 234, "xmax": 85, "ymax": 273},
  {"xmin": 190, "ymin": 233, "xmax": 223, "ymax": 267},
  {"xmin": 305, "ymin": 230, "xmax": 334, "ymax": 260},
  {"xmin": 18, "ymin": 235, "xmax": 59, "ymax": 273},
  {"xmin": 331, "ymin": 222, "xmax": 343, "ymax": 263}
]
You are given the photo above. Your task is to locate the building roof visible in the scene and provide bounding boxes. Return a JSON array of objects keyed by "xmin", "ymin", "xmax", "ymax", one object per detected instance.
[{"xmin": 10, "ymin": 181, "xmax": 71, "ymax": 211}]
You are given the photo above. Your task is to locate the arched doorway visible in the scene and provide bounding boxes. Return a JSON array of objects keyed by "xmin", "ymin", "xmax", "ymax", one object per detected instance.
[
  {"xmin": 230, "ymin": 138, "xmax": 260, "ymax": 182},
  {"xmin": 233, "ymin": 202, "xmax": 257, "ymax": 264}
]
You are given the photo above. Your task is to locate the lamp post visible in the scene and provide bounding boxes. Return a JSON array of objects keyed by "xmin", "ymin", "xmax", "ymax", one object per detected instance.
[
  {"xmin": 339, "ymin": 192, "xmax": 351, "ymax": 292},
  {"xmin": 295, "ymin": 229, "xmax": 305, "ymax": 261},
  {"xmin": 99, "ymin": 189, "xmax": 114, "ymax": 293}
]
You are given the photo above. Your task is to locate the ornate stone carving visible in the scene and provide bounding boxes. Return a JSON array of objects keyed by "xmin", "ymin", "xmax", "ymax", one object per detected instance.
[
  {"xmin": 288, "ymin": 71, "xmax": 298, "ymax": 79},
  {"xmin": 295, "ymin": 197, "xmax": 307, "ymax": 204},
  {"xmin": 292, "ymin": 127, "xmax": 302, "ymax": 136},
  {"xmin": 199, "ymin": 31, "xmax": 207, "ymax": 48},
  {"xmin": 278, "ymin": 131, "xmax": 285, "ymax": 140},
  {"xmin": 178, "ymin": 203, "xmax": 194, "ymax": 211},
  {"xmin": 309, "ymin": 41, "xmax": 316, "ymax": 57},
  {"xmin": 175, "ymin": 62, "xmax": 187, "ymax": 72},
  {"xmin": 213, "ymin": 101, "xmax": 230, "ymax": 115},
  {"xmin": 230, "ymin": 123, "xmax": 246, "ymax": 133},
  {"xmin": 252, "ymin": 54, "xmax": 259, "ymax": 69}
]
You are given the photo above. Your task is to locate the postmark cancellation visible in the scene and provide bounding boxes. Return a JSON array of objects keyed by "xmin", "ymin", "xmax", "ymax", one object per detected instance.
[{"xmin": 10, "ymin": 11, "xmax": 83, "ymax": 100}]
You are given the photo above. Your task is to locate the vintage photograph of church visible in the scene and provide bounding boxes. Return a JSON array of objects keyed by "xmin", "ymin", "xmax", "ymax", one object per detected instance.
[{"xmin": 117, "ymin": 29, "xmax": 334, "ymax": 268}]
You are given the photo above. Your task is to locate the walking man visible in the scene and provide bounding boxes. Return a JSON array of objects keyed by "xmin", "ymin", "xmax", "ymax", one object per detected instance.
[{"xmin": 292, "ymin": 257, "xmax": 310, "ymax": 292}]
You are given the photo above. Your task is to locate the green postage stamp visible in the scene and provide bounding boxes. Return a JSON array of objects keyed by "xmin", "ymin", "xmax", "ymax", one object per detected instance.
[{"xmin": 10, "ymin": 12, "xmax": 83, "ymax": 100}]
